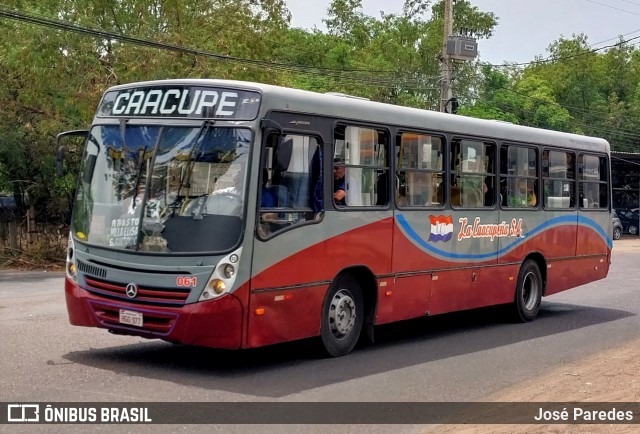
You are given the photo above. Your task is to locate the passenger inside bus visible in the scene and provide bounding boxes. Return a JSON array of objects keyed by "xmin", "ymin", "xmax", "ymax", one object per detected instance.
[
  {"xmin": 500, "ymin": 179, "xmax": 507, "ymax": 206},
  {"xmin": 506, "ymin": 179, "xmax": 537, "ymax": 207},
  {"xmin": 483, "ymin": 180, "xmax": 495, "ymax": 206},
  {"xmin": 333, "ymin": 158, "xmax": 346, "ymax": 205},
  {"xmin": 528, "ymin": 188, "xmax": 537, "ymax": 206},
  {"xmin": 521, "ymin": 179, "xmax": 537, "ymax": 206}
]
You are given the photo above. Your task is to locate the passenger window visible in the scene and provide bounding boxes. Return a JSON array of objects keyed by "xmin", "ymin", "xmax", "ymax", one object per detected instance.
[
  {"xmin": 451, "ymin": 139, "xmax": 496, "ymax": 208},
  {"xmin": 542, "ymin": 150, "xmax": 575, "ymax": 209},
  {"xmin": 396, "ymin": 133, "xmax": 444, "ymax": 208},
  {"xmin": 333, "ymin": 125, "xmax": 389, "ymax": 207},
  {"xmin": 579, "ymin": 154, "xmax": 608, "ymax": 209},
  {"xmin": 258, "ymin": 133, "xmax": 322, "ymax": 238},
  {"xmin": 500, "ymin": 145, "xmax": 538, "ymax": 208}
]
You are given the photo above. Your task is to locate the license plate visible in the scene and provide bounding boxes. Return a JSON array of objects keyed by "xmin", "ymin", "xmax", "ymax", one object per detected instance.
[{"xmin": 119, "ymin": 309, "xmax": 143, "ymax": 327}]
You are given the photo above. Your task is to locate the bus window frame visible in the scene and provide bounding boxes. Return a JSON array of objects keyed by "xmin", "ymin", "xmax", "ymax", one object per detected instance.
[
  {"xmin": 450, "ymin": 136, "xmax": 497, "ymax": 210},
  {"xmin": 394, "ymin": 129, "xmax": 446, "ymax": 210},
  {"xmin": 578, "ymin": 152, "xmax": 610, "ymax": 212},
  {"xmin": 331, "ymin": 122, "xmax": 392, "ymax": 211},
  {"xmin": 541, "ymin": 147, "xmax": 576, "ymax": 211},
  {"xmin": 499, "ymin": 142, "xmax": 540, "ymax": 210},
  {"xmin": 256, "ymin": 130, "xmax": 325, "ymax": 241}
]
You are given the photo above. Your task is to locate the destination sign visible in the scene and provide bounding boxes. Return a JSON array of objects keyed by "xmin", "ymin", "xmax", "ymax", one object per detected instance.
[{"xmin": 97, "ymin": 86, "xmax": 261, "ymax": 119}]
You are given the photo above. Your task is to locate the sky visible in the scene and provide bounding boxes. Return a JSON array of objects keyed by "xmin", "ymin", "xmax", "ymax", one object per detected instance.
[{"xmin": 284, "ymin": 0, "xmax": 640, "ymax": 66}]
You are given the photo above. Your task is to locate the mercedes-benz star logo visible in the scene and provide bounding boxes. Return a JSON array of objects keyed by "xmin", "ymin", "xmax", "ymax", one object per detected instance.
[{"xmin": 125, "ymin": 283, "xmax": 138, "ymax": 299}]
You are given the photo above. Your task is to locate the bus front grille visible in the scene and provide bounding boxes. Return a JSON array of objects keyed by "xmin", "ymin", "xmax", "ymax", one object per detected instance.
[
  {"xmin": 88, "ymin": 300, "xmax": 178, "ymax": 336},
  {"xmin": 77, "ymin": 260, "xmax": 107, "ymax": 279},
  {"xmin": 83, "ymin": 276, "xmax": 191, "ymax": 306}
]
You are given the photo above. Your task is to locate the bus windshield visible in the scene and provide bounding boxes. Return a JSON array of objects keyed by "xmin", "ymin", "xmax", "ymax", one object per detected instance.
[{"xmin": 71, "ymin": 123, "xmax": 252, "ymax": 253}]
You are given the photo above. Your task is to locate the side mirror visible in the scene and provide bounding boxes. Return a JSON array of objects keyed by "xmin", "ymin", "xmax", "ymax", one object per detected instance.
[
  {"xmin": 55, "ymin": 146, "xmax": 66, "ymax": 177},
  {"xmin": 55, "ymin": 130, "xmax": 89, "ymax": 176}
]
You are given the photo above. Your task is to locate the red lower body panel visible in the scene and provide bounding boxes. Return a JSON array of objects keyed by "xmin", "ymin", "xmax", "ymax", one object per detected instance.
[{"xmin": 65, "ymin": 277, "xmax": 243, "ymax": 349}]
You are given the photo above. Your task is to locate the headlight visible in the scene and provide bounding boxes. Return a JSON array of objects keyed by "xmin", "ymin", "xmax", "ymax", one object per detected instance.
[
  {"xmin": 210, "ymin": 279, "xmax": 226, "ymax": 294},
  {"xmin": 223, "ymin": 264, "xmax": 235, "ymax": 278},
  {"xmin": 199, "ymin": 248, "xmax": 242, "ymax": 301},
  {"xmin": 66, "ymin": 232, "xmax": 77, "ymax": 281}
]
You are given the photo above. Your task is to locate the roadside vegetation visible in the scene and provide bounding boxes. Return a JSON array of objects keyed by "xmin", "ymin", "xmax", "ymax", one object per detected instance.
[{"xmin": 1, "ymin": 0, "xmax": 639, "ymax": 266}]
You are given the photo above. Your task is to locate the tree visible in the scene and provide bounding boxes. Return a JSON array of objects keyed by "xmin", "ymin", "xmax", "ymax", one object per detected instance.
[
  {"xmin": 0, "ymin": 0, "xmax": 293, "ymax": 222},
  {"xmin": 522, "ymin": 34, "xmax": 640, "ymax": 151},
  {"xmin": 282, "ymin": 0, "xmax": 498, "ymax": 109}
]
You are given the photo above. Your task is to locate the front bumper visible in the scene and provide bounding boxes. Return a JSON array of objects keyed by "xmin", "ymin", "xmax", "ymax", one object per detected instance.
[{"xmin": 65, "ymin": 276, "xmax": 243, "ymax": 349}]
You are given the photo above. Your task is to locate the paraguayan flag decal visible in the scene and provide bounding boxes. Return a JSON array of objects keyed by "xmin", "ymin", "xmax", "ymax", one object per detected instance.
[{"xmin": 428, "ymin": 215, "xmax": 453, "ymax": 242}]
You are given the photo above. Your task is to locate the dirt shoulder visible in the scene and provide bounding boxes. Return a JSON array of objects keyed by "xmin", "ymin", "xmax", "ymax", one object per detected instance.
[{"xmin": 425, "ymin": 336, "xmax": 640, "ymax": 433}]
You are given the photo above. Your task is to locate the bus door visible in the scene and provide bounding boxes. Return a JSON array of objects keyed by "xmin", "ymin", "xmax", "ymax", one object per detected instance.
[
  {"xmin": 248, "ymin": 126, "xmax": 326, "ymax": 347},
  {"xmin": 331, "ymin": 124, "xmax": 395, "ymax": 323}
]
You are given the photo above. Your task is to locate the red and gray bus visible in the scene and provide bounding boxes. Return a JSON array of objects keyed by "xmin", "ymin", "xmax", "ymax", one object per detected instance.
[{"xmin": 60, "ymin": 79, "xmax": 612, "ymax": 356}]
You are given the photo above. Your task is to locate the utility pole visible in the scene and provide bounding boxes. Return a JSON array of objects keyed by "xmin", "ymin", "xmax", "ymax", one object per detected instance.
[{"xmin": 439, "ymin": 0, "xmax": 453, "ymax": 113}]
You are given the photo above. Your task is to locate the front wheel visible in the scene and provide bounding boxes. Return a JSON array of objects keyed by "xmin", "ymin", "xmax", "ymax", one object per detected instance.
[
  {"xmin": 511, "ymin": 259, "xmax": 543, "ymax": 322},
  {"xmin": 629, "ymin": 225, "xmax": 638, "ymax": 236},
  {"xmin": 320, "ymin": 275, "xmax": 364, "ymax": 357}
]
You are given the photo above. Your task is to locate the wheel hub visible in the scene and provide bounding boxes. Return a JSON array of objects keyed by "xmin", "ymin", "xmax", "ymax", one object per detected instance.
[
  {"xmin": 329, "ymin": 289, "xmax": 356, "ymax": 337},
  {"xmin": 522, "ymin": 271, "xmax": 540, "ymax": 311}
]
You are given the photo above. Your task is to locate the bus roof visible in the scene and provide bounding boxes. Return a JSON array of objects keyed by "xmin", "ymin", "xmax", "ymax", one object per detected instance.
[{"xmin": 104, "ymin": 79, "xmax": 610, "ymax": 154}]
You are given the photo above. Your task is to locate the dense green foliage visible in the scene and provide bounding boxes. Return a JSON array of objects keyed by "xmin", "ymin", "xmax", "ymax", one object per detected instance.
[
  {"xmin": 0, "ymin": 0, "xmax": 639, "ymax": 225},
  {"xmin": 460, "ymin": 34, "xmax": 640, "ymax": 153}
]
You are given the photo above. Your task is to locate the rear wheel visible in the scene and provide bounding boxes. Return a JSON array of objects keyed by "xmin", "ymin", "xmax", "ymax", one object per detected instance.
[
  {"xmin": 320, "ymin": 275, "xmax": 363, "ymax": 357},
  {"xmin": 629, "ymin": 225, "xmax": 638, "ymax": 236},
  {"xmin": 511, "ymin": 260, "xmax": 542, "ymax": 322}
]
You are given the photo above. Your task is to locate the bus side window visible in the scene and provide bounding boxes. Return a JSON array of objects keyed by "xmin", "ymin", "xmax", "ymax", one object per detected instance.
[
  {"xmin": 334, "ymin": 125, "xmax": 389, "ymax": 207},
  {"xmin": 578, "ymin": 153, "xmax": 608, "ymax": 209},
  {"xmin": 501, "ymin": 145, "xmax": 538, "ymax": 208},
  {"xmin": 451, "ymin": 138, "xmax": 495, "ymax": 208},
  {"xmin": 542, "ymin": 150, "xmax": 574, "ymax": 209},
  {"xmin": 258, "ymin": 133, "xmax": 323, "ymax": 238},
  {"xmin": 396, "ymin": 132, "xmax": 444, "ymax": 208}
]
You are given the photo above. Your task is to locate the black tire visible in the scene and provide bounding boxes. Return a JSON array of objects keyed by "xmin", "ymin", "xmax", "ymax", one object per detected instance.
[
  {"xmin": 320, "ymin": 275, "xmax": 364, "ymax": 357},
  {"xmin": 629, "ymin": 225, "xmax": 638, "ymax": 236},
  {"xmin": 511, "ymin": 259, "xmax": 542, "ymax": 322},
  {"xmin": 613, "ymin": 227, "xmax": 622, "ymax": 240}
]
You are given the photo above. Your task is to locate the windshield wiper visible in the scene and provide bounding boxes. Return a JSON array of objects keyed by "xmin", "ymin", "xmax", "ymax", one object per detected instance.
[
  {"xmin": 116, "ymin": 118, "xmax": 148, "ymax": 213},
  {"xmin": 117, "ymin": 119, "xmax": 138, "ymax": 203}
]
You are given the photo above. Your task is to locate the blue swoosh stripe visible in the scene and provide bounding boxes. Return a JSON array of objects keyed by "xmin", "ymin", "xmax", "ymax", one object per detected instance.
[{"xmin": 396, "ymin": 214, "xmax": 612, "ymax": 261}]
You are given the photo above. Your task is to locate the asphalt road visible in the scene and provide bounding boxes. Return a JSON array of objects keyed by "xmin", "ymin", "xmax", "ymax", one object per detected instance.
[{"xmin": 1, "ymin": 240, "xmax": 639, "ymax": 433}]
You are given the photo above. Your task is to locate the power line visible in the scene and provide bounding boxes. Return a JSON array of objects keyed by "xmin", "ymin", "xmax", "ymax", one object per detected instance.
[
  {"xmin": 484, "ymin": 34, "xmax": 640, "ymax": 68},
  {"xmin": 0, "ymin": 5, "xmax": 445, "ymax": 89},
  {"xmin": 612, "ymin": 155, "xmax": 640, "ymax": 166},
  {"xmin": 495, "ymin": 85, "xmax": 640, "ymax": 125},
  {"xmin": 590, "ymin": 27, "xmax": 640, "ymax": 46},
  {"xmin": 456, "ymin": 89, "xmax": 640, "ymax": 145},
  {"xmin": 1, "ymin": 5, "xmax": 639, "ymax": 138},
  {"xmin": 454, "ymin": 66, "xmax": 640, "ymax": 125},
  {"xmin": 618, "ymin": 0, "xmax": 640, "ymax": 9},
  {"xmin": 582, "ymin": 0, "xmax": 640, "ymax": 16}
]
